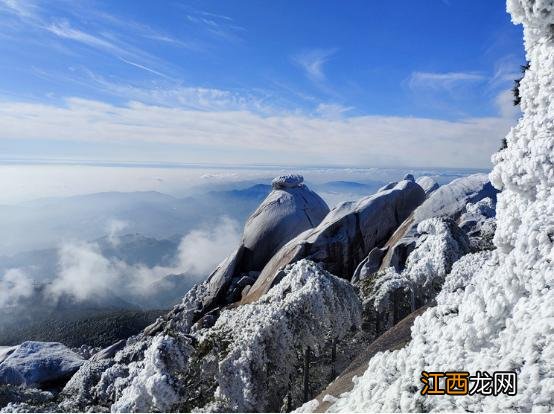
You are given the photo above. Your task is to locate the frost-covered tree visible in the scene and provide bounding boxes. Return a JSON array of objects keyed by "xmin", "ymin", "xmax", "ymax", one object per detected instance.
[
  {"xmin": 92, "ymin": 260, "xmax": 361, "ymax": 413},
  {"xmin": 203, "ymin": 260, "xmax": 361, "ymax": 412},
  {"xmin": 359, "ymin": 218, "xmax": 470, "ymax": 334}
]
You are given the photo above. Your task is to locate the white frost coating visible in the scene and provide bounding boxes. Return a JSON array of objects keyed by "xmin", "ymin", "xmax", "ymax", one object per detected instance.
[
  {"xmin": 415, "ymin": 176, "xmax": 439, "ymax": 196},
  {"xmin": 111, "ymin": 335, "xmax": 186, "ymax": 413},
  {"xmin": 464, "ymin": 197, "xmax": 495, "ymax": 219},
  {"xmin": 205, "ymin": 259, "xmax": 361, "ymax": 412},
  {"xmin": 295, "ymin": 399, "xmax": 320, "ymax": 413},
  {"xmin": 413, "ymin": 173, "xmax": 494, "ymax": 223},
  {"xmin": 329, "ymin": 1, "xmax": 554, "ymax": 411},
  {"xmin": 0, "ymin": 347, "xmax": 16, "ymax": 365},
  {"xmin": 0, "ymin": 342, "xmax": 84, "ymax": 387},
  {"xmin": 271, "ymin": 174, "xmax": 304, "ymax": 189},
  {"xmin": 370, "ymin": 218, "xmax": 469, "ymax": 313},
  {"xmin": 459, "ymin": 198, "xmax": 497, "ymax": 250}
]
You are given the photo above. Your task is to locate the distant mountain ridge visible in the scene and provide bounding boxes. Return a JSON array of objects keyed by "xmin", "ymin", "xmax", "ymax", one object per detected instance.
[{"xmin": 0, "ymin": 184, "xmax": 273, "ymax": 257}]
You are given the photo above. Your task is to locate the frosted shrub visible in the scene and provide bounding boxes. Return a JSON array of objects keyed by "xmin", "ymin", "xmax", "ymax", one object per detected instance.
[
  {"xmin": 204, "ymin": 259, "xmax": 361, "ymax": 412},
  {"xmin": 361, "ymin": 218, "xmax": 470, "ymax": 333}
]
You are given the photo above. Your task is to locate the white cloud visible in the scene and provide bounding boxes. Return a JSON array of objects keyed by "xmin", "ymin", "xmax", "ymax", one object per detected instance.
[
  {"xmin": 107, "ymin": 219, "xmax": 129, "ymax": 247},
  {"xmin": 0, "ymin": 0, "xmax": 36, "ymax": 18},
  {"xmin": 409, "ymin": 71, "xmax": 485, "ymax": 90},
  {"xmin": 45, "ymin": 21, "xmax": 171, "ymax": 78},
  {"xmin": 489, "ymin": 55, "xmax": 523, "ymax": 89},
  {"xmin": 0, "ymin": 97, "xmax": 514, "ymax": 168},
  {"xmin": 184, "ymin": 8, "xmax": 244, "ymax": 43},
  {"xmin": 292, "ymin": 48, "xmax": 337, "ymax": 82},
  {"xmin": 0, "ymin": 2, "xmax": 174, "ymax": 79},
  {"xmin": 173, "ymin": 216, "xmax": 241, "ymax": 276},
  {"xmin": 315, "ymin": 103, "xmax": 353, "ymax": 119},
  {"xmin": 495, "ymin": 89, "xmax": 521, "ymax": 120},
  {"xmin": 48, "ymin": 241, "xmax": 118, "ymax": 301},
  {"xmin": 84, "ymin": 71, "xmax": 268, "ymax": 112},
  {"xmin": 45, "ymin": 217, "xmax": 241, "ymax": 303},
  {"xmin": 47, "ymin": 20, "xmax": 117, "ymax": 51},
  {"xmin": 117, "ymin": 56, "xmax": 171, "ymax": 79},
  {"xmin": 0, "ymin": 268, "xmax": 34, "ymax": 307}
]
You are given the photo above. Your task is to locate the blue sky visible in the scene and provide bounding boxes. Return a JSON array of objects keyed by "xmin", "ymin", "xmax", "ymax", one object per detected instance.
[{"xmin": 0, "ymin": 0, "xmax": 525, "ymax": 168}]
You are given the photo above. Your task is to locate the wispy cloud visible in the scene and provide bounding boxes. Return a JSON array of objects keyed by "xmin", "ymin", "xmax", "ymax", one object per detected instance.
[
  {"xmin": 45, "ymin": 21, "xmax": 172, "ymax": 79},
  {"xmin": 292, "ymin": 48, "xmax": 338, "ymax": 83},
  {"xmin": 409, "ymin": 71, "xmax": 485, "ymax": 90},
  {"xmin": 0, "ymin": 0, "xmax": 36, "ymax": 18},
  {"xmin": 184, "ymin": 8, "xmax": 244, "ymax": 43},
  {"xmin": 82, "ymin": 8, "xmax": 199, "ymax": 50},
  {"xmin": 80, "ymin": 70, "xmax": 270, "ymax": 112},
  {"xmin": 0, "ymin": 2, "xmax": 176, "ymax": 79},
  {"xmin": 117, "ymin": 57, "xmax": 172, "ymax": 79},
  {"xmin": 488, "ymin": 55, "xmax": 522, "ymax": 89},
  {"xmin": 47, "ymin": 20, "xmax": 117, "ymax": 51},
  {"xmin": 315, "ymin": 103, "xmax": 353, "ymax": 119}
]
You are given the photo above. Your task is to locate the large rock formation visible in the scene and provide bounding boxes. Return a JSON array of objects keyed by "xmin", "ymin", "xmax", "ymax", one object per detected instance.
[
  {"xmin": 413, "ymin": 173, "xmax": 496, "ymax": 223},
  {"xmin": 0, "ymin": 342, "xmax": 84, "ymax": 387},
  {"xmin": 239, "ymin": 175, "xmax": 329, "ymax": 273},
  {"xmin": 193, "ymin": 174, "xmax": 330, "ymax": 317},
  {"xmin": 6, "ymin": 176, "xmax": 332, "ymax": 413},
  {"xmin": 242, "ymin": 178, "xmax": 426, "ymax": 303},
  {"xmin": 353, "ymin": 173, "xmax": 497, "ymax": 282}
]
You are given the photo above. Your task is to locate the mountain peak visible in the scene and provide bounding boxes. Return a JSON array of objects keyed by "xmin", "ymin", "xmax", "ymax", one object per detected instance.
[{"xmin": 271, "ymin": 174, "xmax": 304, "ymax": 190}]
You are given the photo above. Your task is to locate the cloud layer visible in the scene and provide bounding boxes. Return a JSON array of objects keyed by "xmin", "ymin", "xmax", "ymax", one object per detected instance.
[
  {"xmin": 2, "ymin": 216, "xmax": 242, "ymax": 308},
  {"xmin": 0, "ymin": 97, "xmax": 515, "ymax": 168}
]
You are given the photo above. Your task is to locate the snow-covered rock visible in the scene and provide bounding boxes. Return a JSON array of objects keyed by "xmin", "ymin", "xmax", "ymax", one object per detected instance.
[
  {"xmin": 0, "ymin": 342, "xmax": 84, "ymax": 387},
  {"xmin": 413, "ymin": 173, "xmax": 496, "ymax": 223},
  {"xmin": 0, "ymin": 386, "xmax": 56, "ymax": 413},
  {"xmin": 328, "ymin": 1, "xmax": 554, "ymax": 411},
  {"xmin": 110, "ymin": 335, "xmax": 189, "ymax": 413},
  {"xmin": 0, "ymin": 347, "xmax": 17, "ymax": 365},
  {"xmin": 240, "ymin": 174, "xmax": 329, "ymax": 273},
  {"xmin": 358, "ymin": 218, "xmax": 470, "ymax": 334},
  {"xmin": 459, "ymin": 197, "xmax": 497, "ymax": 250},
  {"xmin": 357, "ymin": 173, "xmax": 497, "ymax": 279},
  {"xmin": 196, "ymin": 175, "xmax": 329, "ymax": 318},
  {"xmin": 271, "ymin": 174, "xmax": 304, "ymax": 189},
  {"xmin": 58, "ymin": 359, "xmax": 113, "ymax": 411},
  {"xmin": 242, "ymin": 179, "xmax": 426, "ymax": 303},
  {"xmin": 415, "ymin": 176, "xmax": 439, "ymax": 196}
]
